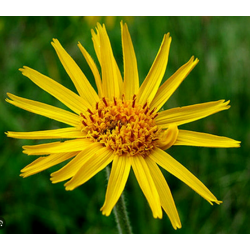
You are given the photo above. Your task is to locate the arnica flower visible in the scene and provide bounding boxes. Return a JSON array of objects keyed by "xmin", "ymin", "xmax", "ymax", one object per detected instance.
[{"xmin": 6, "ymin": 22, "xmax": 240, "ymax": 230}]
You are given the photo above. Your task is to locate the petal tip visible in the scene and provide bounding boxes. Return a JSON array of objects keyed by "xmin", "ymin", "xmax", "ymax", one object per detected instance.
[
  {"xmin": 64, "ymin": 181, "xmax": 75, "ymax": 191},
  {"xmin": 51, "ymin": 38, "xmax": 60, "ymax": 48},
  {"xmin": 5, "ymin": 98, "xmax": 10, "ymax": 103},
  {"xmin": 50, "ymin": 178, "xmax": 57, "ymax": 184},
  {"xmin": 52, "ymin": 38, "xmax": 58, "ymax": 43},
  {"xmin": 19, "ymin": 67, "xmax": 25, "ymax": 72},
  {"xmin": 100, "ymin": 207, "xmax": 111, "ymax": 217},
  {"xmin": 173, "ymin": 223, "xmax": 182, "ymax": 230},
  {"xmin": 6, "ymin": 92, "xmax": 12, "ymax": 99},
  {"xmin": 19, "ymin": 173, "xmax": 27, "ymax": 178},
  {"xmin": 216, "ymin": 200, "xmax": 223, "ymax": 205},
  {"xmin": 64, "ymin": 185, "xmax": 73, "ymax": 191}
]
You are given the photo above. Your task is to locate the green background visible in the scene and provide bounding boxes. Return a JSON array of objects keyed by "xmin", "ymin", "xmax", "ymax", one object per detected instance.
[{"xmin": 0, "ymin": 16, "xmax": 248, "ymax": 234}]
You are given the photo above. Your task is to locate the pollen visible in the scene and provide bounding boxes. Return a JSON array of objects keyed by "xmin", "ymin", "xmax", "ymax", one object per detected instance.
[{"xmin": 80, "ymin": 95, "xmax": 160, "ymax": 157}]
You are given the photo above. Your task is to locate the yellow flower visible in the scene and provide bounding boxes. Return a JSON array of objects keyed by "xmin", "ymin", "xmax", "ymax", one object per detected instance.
[{"xmin": 6, "ymin": 22, "xmax": 240, "ymax": 230}]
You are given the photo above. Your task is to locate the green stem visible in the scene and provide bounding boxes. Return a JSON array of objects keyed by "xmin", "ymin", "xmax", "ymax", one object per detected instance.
[{"xmin": 105, "ymin": 166, "xmax": 132, "ymax": 234}]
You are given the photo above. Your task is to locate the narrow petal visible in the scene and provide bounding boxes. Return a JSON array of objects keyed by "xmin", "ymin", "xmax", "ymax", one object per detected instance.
[
  {"xmin": 91, "ymin": 26, "xmax": 123, "ymax": 96},
  {"xmin": 121, "ymin": 21, "xmax": 139, "ymax": 100},
  {"xmin": 131, "ymin": 155, "xmax": 162, "ymax": 219},
  {"xmin": 91, "ymin": 28, "xmax": 101, "ymax": 65},
  {"xmin": 50, "ymin": 142, "xmax": 103, "ymax": 183},
  {"xmin": 95, "ymin": 23, "xmax": 122, "ymax": 99},
  {"xmin": 65, "ymin": 147, "xmax": 114, "ymax": 190},
  {"xmin": 175, "ymin": 130, "xmax": 241, "ymax": 148},
  {"xmin": 137, "ymin": 33, "xmax": 172, "ymax": 105},
  {"xmin": 145, "ymin": 157, "xmax": 182, "ymax": 229},
  {"xmin": 20, "ymin": 152, "xmax": 78, "ymax": 178},
  {"xmin": 101, "ymin": 154, "xmax": 131, "ymax": 216},
  {"xmin": 158, "ymin": 124, "xmax": 179, "ymax": 150},
  {"xmin": 156, "ymin": 100, "xmax": 230, "ymax": 128},
  {"xmin": 51, "ymin": 39, "xmax": 99, "ymax": 106},
  {"xmin": 22, "ymin": 139, "xmax": 92, "ymax": 155},
  {"xmin": 19, "ymin": 66, "xmax": 90, "ymax": 114},
  {"xmin": 151, "ymin": 56, "xmax": 199, "ymax": 111},
  {"xmin": 6, "ymin": 93, "xmax": 80, "ymax": 127},
  {"xmin": 149, "ymin": 148, "xmax": 222, "ymax": 205},
  {"xmin": 77, "ymin": 42, "xmax": 103, "ymax": 97},
  {"xmin": 6, "ymin": 127, "xmax": 85, "ymax": 140}
]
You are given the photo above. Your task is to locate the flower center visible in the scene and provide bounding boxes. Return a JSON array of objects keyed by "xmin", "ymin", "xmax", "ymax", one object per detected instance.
[{"xmin": 80, "ymin": 95, "xmax": 160, "ymax": 157}]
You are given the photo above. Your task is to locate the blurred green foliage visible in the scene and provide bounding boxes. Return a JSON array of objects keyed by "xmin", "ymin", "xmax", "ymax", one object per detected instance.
[{"xmin": 0, "ymin": 16, "xmax": 249, "ymax": 234}]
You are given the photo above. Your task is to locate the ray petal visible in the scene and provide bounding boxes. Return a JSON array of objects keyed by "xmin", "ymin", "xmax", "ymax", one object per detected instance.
[
  {"xmin": 22, "ymin": 139, "xmax": 92, "ymax": 155},
  {"xmin": 20, "ymin": 151, "xmax": 78, "ymax": 178},
  {"xmin": 6, "ymin": 93, "xmax": 80, "ymax": 127},
  {"xmin": 77, "ymin": 42, "xmax": 103, "ymax": 98},
  {"xmin": 91, "ymin": 28, "xmax": 101, "ymax": 65},
  {"xmin": 96, "ymin": 23, "xmax": 122, "ymax": 99},
  {"xmin": 151, "ymin": 56, "xmax": 199, "ymax": 111},
  {"xmin": 19, "ymin": 66, "xmax": 89, "ymax": 114},
  {"xmin": 51, "ymin": 39, "xmax": 99, "ymax": 106},
  {"xmin": 101, "ymin": 154, "xmax": 131, "ymax": 216},
  {"xmin": 137, "ymin": 33, "xmax": 172, "ymax": 105},
  {"xmin": 65, "ymin": 147, "xmax": 114, "ymax": 190},
  {"xmin": 145, "ymin": 157, "xmax": 182, "ymax": 229},
  {"xmin": 131, "ymin": 155, "xmax": 162, "ymax": 219},
  {"xmin": 156, "ymin": 100, "xmax": 230, "ymax": 128},
  {"xmin": 121, "ymin": 21, "xmax": 139, "ymax": 100},
  {"xmin": 50, "ymin": 142, "xmax": 103, "ymax": 183},
  {"xmin": 6, "ymin": 127, "xmax": 85, "ymax": 140},
  {"xmin": 175, "ymin": 130, "xmax": 241, "ymax": 148},
  {"xmin": 149, "ymin": 148, "xmax": 222, "ymax": 205}
]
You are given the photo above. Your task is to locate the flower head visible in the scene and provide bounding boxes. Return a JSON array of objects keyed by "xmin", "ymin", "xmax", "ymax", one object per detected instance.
[{"xmin": 6, "ymin": 21, "xmax": 240, "ymax": 229}]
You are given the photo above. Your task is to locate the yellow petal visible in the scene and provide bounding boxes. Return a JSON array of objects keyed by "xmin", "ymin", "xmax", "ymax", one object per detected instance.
[
  {"xmin": 131, "ymin": 155, "xmax": 162, "ymax": 219},
  {"xmin": 175, "ymin": 130, "xmax": 241, "ymax": 148},
  {"xmin": 6, "ymin": 127, "xmax": 85, "ymax": 140},
  {"xmin": 151, "ymin": 56, "xmax": 199, "ymax": 111},
  {"xmin": 77, "ymin": 42, "xmax": 103, "ymax": 98},
  {"xmin": 91, "ymin": 28, "xmax": 101, "ymax": 65},
  {"xmin": 145, "ymin": 157, "xmax": 182, "ymax": 229},
  {"xmin": 137, "ymin": 33, "xmax": 172, "ymax": 105},
  {"xmin": 121, "ymin": 21, "xmax": 139, "ymax": 100},
  {"xmin": 20, "ymin": 152, "xmax": 78, "ymax": 178},
  {"xmin": 91, "ymin": 26, "xmax": 123, "ymax": 96},
  {"xmin": 95, "ymin": 23, "xmax": 122, "ymax": 99},
  {"xmin": 51, "ymin": 39, "xmax": 99, "ymax": 107},
  {"xmin": 156, "ymin": 100, "xmax": 230, "ymax": 128},
  {"xmin": 65, "ymin": 147, "xmax": 114, "ymax": 190},
  {"xmin": 19, "ymin": 66, "xmax": 90, "ymax": 114},
  {"xmin": 22, "ymin": 139, "xmax": 92, "ymax": 155},
  {"xmin": 50, "ymin": 142, "xmax": 103, "ymax": 183},
  {"xmin": 101, "ymin": 154, "xmax": 131, "ymax": 216},
  {"xmin": 6, "ymin": 93, "xmax": 80, "ymax": 127},
  {"xmin": 149, "ymin": 148, "xmax": 222, "ymax": 205},
  {"xmin": 158, "ymin": 124, "xmax": 179, "ymax": 150}
]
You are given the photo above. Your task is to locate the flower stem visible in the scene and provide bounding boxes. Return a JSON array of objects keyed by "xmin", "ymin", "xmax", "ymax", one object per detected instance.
[{"xmin": 105, "ymin": 166, "xmax": 133, "ymax": 234}]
